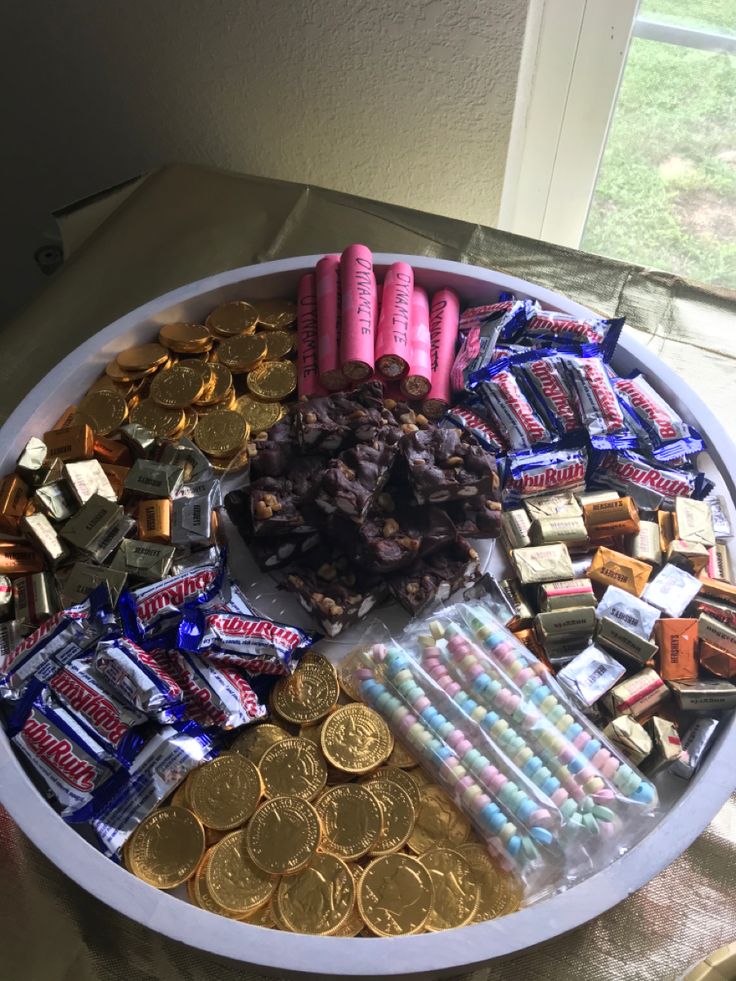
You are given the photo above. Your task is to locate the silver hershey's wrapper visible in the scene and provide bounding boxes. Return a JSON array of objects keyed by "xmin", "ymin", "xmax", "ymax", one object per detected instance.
[
  {"xmin": 159, "ymin": 438, "xmax": 213, "ymax": 487},
  {"xmin": 33, "ymin": 481, "xmax": 77, "ymax": 523},
  {"xmin": 64, "ymin": 459, "xmax": 117, "ymax": 504},
  {"xmin": 500, "ymin": 509, "xmax": 532, "ymax": 550},
  {"xmin": 88, "ymin": 514, "xmax": 136, "ymax": 564},
  {"xmin": 0, "ymin": 619, "xmax": 25, "ymax": 660},
  {"xmin": 59, "ymin": 561, "xmax": 128, "ymax": 607},
  {"xmin": 672, "ymin": 717, "xmax": 719, "ymax": 779},
  {"xmin": 594, "ymin": 584, "xmax": 660, "ymax": 639},
  {"xmin": 674, "ymin": 496, "xmax": 716, "ymax": 549},
  {"xmin": 535, "ymin": 606, "xmax": 596, "ymax": 639},
  {"xmin": 41, "ymin": 457, "xmax": 66, "ymax": 486},
  {"xmin": 705, "ymin": 493, "xmax": 732, "ymax": 541},
  {"xmin": 119, "ymin": 424, "xmax": 158, "ymax": 458},
  {"xmin": 124, "ymin": 459, "xmax": 184, "ymax": 499},
  {"xmin": 642, "ymin": 562, "xmax": 702, "ymax": 617},
  {"xmin": 60, "ymin": 494, "xmax": 122, "ymax": 552},
  {"xmin": 109, "ymin": 538, "xmax": 176, "ymax": 581},
  {"xmin": 16, "ymin": 437, "xmax": 48, "ymax": 484},
  {"xmin": 21, "ymin": 512, "xmax": 69, "ymax": 566},
  {"xmin": 171, "ymin": 491, "xmax": 215, "ymax": 548},
  {"xmin": 511, "ymin": 544, "xmax": 574, "ymax": 585},
  {"xmin": 524, "ymin": 492, "xmax": 582, "ymax": 521},
  {"xmin": 12, "ymin": 572, "xmax": 57, "ymax": 624},
  {"xmin": 596, "ymin": 615, "xmax": 658, "ymax": 666},
  {"xmin": 630, "ymin": 520, "xmax": 662, "ymax": 565},
  {"xmin": 556, "ymin": 644, "xmax": 626, "ymax": 707}
]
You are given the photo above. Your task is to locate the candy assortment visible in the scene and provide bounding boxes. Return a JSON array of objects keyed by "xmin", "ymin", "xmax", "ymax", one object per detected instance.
[{"xmin": 0, "ymin": 243, "xmax": 734, "ymax": 937}]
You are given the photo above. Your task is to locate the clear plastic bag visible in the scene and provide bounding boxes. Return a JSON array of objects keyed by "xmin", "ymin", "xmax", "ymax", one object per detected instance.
[{"xmin": 344, "ymin": 597, "xmax": 658, "ymax": 902}]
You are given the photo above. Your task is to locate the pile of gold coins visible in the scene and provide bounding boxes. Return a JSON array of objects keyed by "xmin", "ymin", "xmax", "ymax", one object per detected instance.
[
  {"xmin": 75, "ymin": 298, "xmax": 298, "ymax": 471},
  {"xmin": 124, "ymin": 653, "xmax": 522, "ymax": 937}
]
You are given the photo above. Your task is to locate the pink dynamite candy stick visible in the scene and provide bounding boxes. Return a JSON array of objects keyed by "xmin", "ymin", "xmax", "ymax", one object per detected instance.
[
  {"xmin": 401, "ymin": 286, "xmax": 432, "ymax": 399},
  {"xmin": 297, "ymin": 273, "xmax": 327, "ymax": 399},
  {"xmin": 340, "ymin": 243, "xmax": 375, "ymax": 381},
  {"xmin": 375, "ymin": 262, "xmax": 414, "ymax": 380},
  {"xmin": 316, "ymin": 254, "xmax": 347, "ymax": 392},
  {"xmin": 423, "ymin": 287, "xmax": 460, "ymax": 418}
]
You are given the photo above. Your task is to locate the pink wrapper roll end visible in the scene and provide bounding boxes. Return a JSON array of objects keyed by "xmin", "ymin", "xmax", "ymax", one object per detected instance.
[
  {"xmin": 340, "ymin": 243, "xmax": 375, "ymax": 381},
  {"xmin": 316, "ymin": 254, "xmax": 347, "ymax": 392},
  {"xmin": 423, "ymin": 287, "xmax": 460, "ymax": 418},
  {"xmin": 375, "ymin": 262, "xmax": 414, "ymax": 380},
  {"xmin": 297, "ymin": 273, "xmax": 327, "ymax": 399},
  {"xmin": 401, "ymin": 286, "xmax": 432, "ymax": 399}
]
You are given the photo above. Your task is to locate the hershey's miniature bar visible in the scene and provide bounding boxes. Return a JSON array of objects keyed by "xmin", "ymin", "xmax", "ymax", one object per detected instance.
[
  {"xmin": 655, "ymin": 618, "xmax": 698, "ymax": 681},
  {"xmin": 672, "ymin": 717, "xmax": 719, "ymax": 779},
  {"xmin": 668, "ymin": 679, "xmax": 736, "ymax": 712},
  {"xmin": 22, "ymin": 512, "xmax": 68, "ymax": 566},
  {"xmin": 629, "ymin": 520, "xmax": 662, "ymax": 566},
  {"xmin": 597, "ymin": 616, "xmax": 658, "ymax": 666}
]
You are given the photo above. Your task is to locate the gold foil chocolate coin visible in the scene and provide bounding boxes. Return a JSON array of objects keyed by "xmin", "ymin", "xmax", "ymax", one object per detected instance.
[
  {"xmin": 366, "ymin": 766, "xmax": 420, "ymax": 810},
  {"xmin": 231, "ymin": 722, "xmax": 289, "ymax": 764},
  {"xmin": 159, "ymin": 322, "xmax": 212, "ymax": 352},
  {"xmin": 240, "ymin": 900, "xmax": 277, "ymax": 927},
  {"xmin": 263, "ymin": 329, "xmax": 295, "ymax": 359},
  {"xmin": 206, "ymin": 301, "xmax": 259, "ymax": 337},
  {"xmin": 277, "ymin": 854, "xmax": 355, "ymax": 935},
  {"xmin": 127, "ymin": 806, "xmax": 205, "ymax": 889},
  {"xmin": 116, "ymin": 343, "xmax": 169, "ymax": 372},
  {"xmin": 206, "ymin": 829, "xmax": 277, "ymax": 914},
  {"xmin": 366, "ymin": 780, "xmax": 414, "ymax": 856},
  {"xmin": 419, "ymin": 847, "xmax": 479, "ymax": 931},
  {"xmin": 187, "ymin": 755, "xmax": 263, "ymax": 830},
  {"xmin": 247, "ymin": 361, "xmax": 297, "ymax": 400},
  {"xmin": 246, "ymin": 796, "xmax": 321, "ymax": 875},
  {"xmin": 193, "ymin": 410, "xmax": 247, "ymax": 457},
  {"xmin": 315, "ymin": 784, "xmax": 383, "ymax": 860},
  {"xmin": 188, "ymin": 853, "xmax": 241, "ymax": 917},
  {"xmin": 179, "ymin": 407, "xmax": 198, "ymax": 439},
  {"xmin": 194, "ymin": 363, "xmax": 233, "ymax": 405},
  {"xmin": 105, "ymin": 359, "xmax": 152, "ymax": 382},
  {"xmin": 234, "ymin": 394, "xmax": 282, "ymax": 432},
  {"xmin": 320, "ymin": 704, "xmax": 393, "ymax": 773},
  {"xmin": 254, "ymin": 298, "xmax": 297, "ymax": 330},
  {"xmin": 272, "ymin": 662, "xmax": 339, "ymax": 725},
  {"xmin": 149, "ymin": 365, "xmax": 205, "ymax": 407},
  {"xmin": 386, "ymin": 741, "xmax": 418, "ymax": 769},
  {"xmin": 76, "ymin": 390, "xmax": 128, "ymax": 436},
  {"xmin": 259, "ymin": 737, "xmax": 327, "ymax": 801},
  {"xmin": 217, "ymin": 334, "xmax": 268, "ymax": 373},
  {"xmin": 357, "ymin": 854, "xmax": 433, "ymax": 937},
  {"xmin": 406, "ymin": 786, "xmax": 471, "ymax": 855},
  {"xmin": 458, "ymin": 842, "xmax": 509, "ymax": 921},
  {"xmin": 129, "ymin": 399, "xmax": 185, "ymax": 438}
]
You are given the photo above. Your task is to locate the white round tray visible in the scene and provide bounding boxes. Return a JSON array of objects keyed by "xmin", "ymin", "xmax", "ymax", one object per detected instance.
[{"xmin": 1, "ymin": 255, "xmax": 734, "ymax": 979}]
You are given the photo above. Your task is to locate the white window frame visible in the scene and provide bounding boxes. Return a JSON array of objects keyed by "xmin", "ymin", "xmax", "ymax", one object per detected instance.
[{"xmin": 498, "ymin": 0, "xmax": 640, "ymax": 248}]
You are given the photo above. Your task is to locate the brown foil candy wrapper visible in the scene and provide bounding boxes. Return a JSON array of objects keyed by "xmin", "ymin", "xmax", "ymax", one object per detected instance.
[
  {"xmin": 511, "ymin": 543, "xmax": 574, "ymax": 585},
  {"xmin": 137, "ymin": 499, "xmax": 172, "ymax": 544},
  {"xmin": 0, "ymin": 542, "xmax": 44, "ymax": 575},
  {"xmin": 0, "ymin": 475, "xmax": 29, "ymax": 535},
  {"xmin": 588, "ymin": 546, "xmax": 652, "ymax": 597},
  {"xmin": 575, "ymin": 489, "xmax": 620, "ymax": 508},
  {"xmin": 699, "ymin": 640, "xmax": 736, "ymax": 679},
  {"xmin": 674, "ymin": 496, "xmax": 716, "ymax": 549},
  {"xmin": 698, "ymin": 575, "xmax": 736, "ymax": 605},
  {"xmin": 666, "ymin": 539, "xmax": 709, "ymax": 574},
  {"xmin": 656, "ymin": 618, "xmax": 699, "ymax": 681},
  {"xmin": 606, "ymin": 667, "xmax": 667, "ymax": 720},
  {"xmin": 584, "ymin": 496, "xmax": 640, "ymax": 539},
  {"xmin": 629, "ymin": 520, "xmax": 663, "ymax": 566},
  {"xmin": 43, "ymin": 423, "xmax": 95, "ymax": 462},
  {"xmin": 658, "ymin": 510, "xmax": 675, "ymax": 554},
  {"xmin": 93, "ymin": 435, "xmax": 132, "ymax": 467},
  {"xmin": 603, "ymin": 715, "xmax": 652, "ymax": 766},
  {"xmin": 697, "ymin": 613, "xmax": 736, "ymax": 657},
  {"xmin": 12, "ymin": 572, "xmax": 56, "ymax": 625}
]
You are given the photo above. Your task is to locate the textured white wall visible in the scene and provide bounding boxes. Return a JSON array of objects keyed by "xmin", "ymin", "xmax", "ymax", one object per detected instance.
[{"xmin": 2, "ymin": 0, "xmax": 529, "ymax": 321}]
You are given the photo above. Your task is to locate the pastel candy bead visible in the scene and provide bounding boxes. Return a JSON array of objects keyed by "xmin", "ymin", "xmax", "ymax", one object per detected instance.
[
  {"xmin": 415, "ymin": 696, "xmax": 431, "ymax": 712},
  {"xmin": 458, "ymin": 775, "xmax": 475, "ymax": 793},
  {"xmin": 507, "ymin": 835, "xmax": 522, "ymax": 856},
  {"xmin": 420, "ymin": 707, "xmax": 436, "ymax": 725},
  {"xmin": 593, "ymin": 805, "xmax": 615, "ymax": 822},
  {"xmin": 579, "ymin": 797, "xmax": 594, "ymax": 813},
  {"xmin": 591, "ymin": 749, "xmax": 611, "ymax": 769},
  {"xmin": 567, "ymin": 723, "xmax": 583, "ymax": 739},
  {"xmin": 568, "ymin": 782, "xmax": 585, "ymax": 802},
  {"xmin": 568, "ymin": 756, "xmax": 585, "ymax": 775},
  {"xmin": 470, "ymin": 706, "xmax": 486, "ymax": 723},
  {"xmin": 551, "ymin": 788, "xmax": 568, "ymax": 807},
  {"xmin": 524, "ymin": 757, "xmax": 543, "ymax": 776},
  {"xmin": 559, "ymin": 746, "xmax": 575, "ymax": 765},
  {"xmin": 464, "ymin": 748, "xmax": 483, "ymax": 769},
  {"xmin": 516, "ymin": 747, "xmax": 534, "ymax": 766},
  {"xmin": 516, "ymin": 799, "xmax": 535, "ymax": 823},
  {"xmin": 438, "ymin": 721, "xmax": 454, "ymax": 738},
  {"xmin": 487, "ymin": 680, "xmax": 503, "ymax": 698},
  {"xmin": 578, "ymin": 766, "xmax": 596, "ymax": 782},
  {"xmin": 499, "ymin": 822, "xmax": 517, "ymax": 844},
  {"xmin": 455, "ymin": 738, "xmax": 473, "ymax": 756},
  {"xmin": 573, "ymin": 732, "xmax": 590, "ymax": 749},
  {"xmin": 483, "ymin": 711, "xmax": 500, "ymax": 728},
  {"xmin": 540, "ymin": 777, "xmax": 559, "ymax": 796},
  {"xmin": 488, "ymin": 811, "xmax": 508, "ymax": 834},
  {"xmin": 601, "ymin": 757, "xmax": 619, "ymax": 779},
  {"xmin": 583, "ymin": 777, "xmax": 605, "ymax": 794},
  {"xmin": 398, "ymin": 717, "xmax": 414, "ymax": 734},
  {"xmin": 548, "ymin": 705, "xmax": 565, "ymax": 724},
  {"xmin": 376, "ymin": 692, "xmax": 392, "ymax": 711},
  {"xmin": 560, "ymin": 799, "xmax": 578, "ymax": 820},
  {"xmin": 472, "ymin": 793, "xmax": 492, "ymax": 814},
  {"xmin": 373, "ymin": 643, "xmax": 388, "ymax": 659},
  {"xmin": 472, "ymin": 675, "xmax": 491, "ymax": 694},
  {"xmin": 557, "ymin": 714, "xmax": 575, "ymax": 732},
  {"xmin": 530, "ymin": 826, "xmax": 553, "ymax": 846},
  {"xmin": 445, "ymin": 681, "xmax": 460, "ymax": 697},
  {"xmin": 582, "ymin": 813, "xmax": 599, "ymax": 834},
  {"xmin": 394, "ymin": 668, "xmax": 413, "ymax": 683},
  {"xmin": 583, "ymin": 739, "xmax": 602, "ymax": 759},
  {"xmin": 467, "ymin": 663, "xmax": 484, "ymax": 680},
  {"xmin": 514, "ymin": 667, "xmax": 534, "ymax": 684},
  {"xmin": 540, "ymin": 695, "xmax": 556, "ymax": 713},
  {"xmin": 632, "ymin": 782, "xmax": 655, "ymax": 805}
]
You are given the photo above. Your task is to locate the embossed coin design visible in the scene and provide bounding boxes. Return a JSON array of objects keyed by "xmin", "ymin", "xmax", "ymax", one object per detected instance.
[
  {"xmin": 406, "ymin": 785, "xmax": 471, "ymax": 854},
  {"xmin": 365, "ymin": 766, "xmax": 420, "ymax": 810},
  {"xmin": 385, "ymin": 740, "xmax": 417, "ymax": 769},
  {"xmin": 315, "ymin": 784, "xmax": 384, "ymax": 860},
  {"xmin": 458, "ymin": 842, "xmax": 510, "ymax": 920},
  {"xmin": 127, "ymin": 806, "xmax": 204, "ymax": 889},
  {"xmin": 357, "ymin": 854, "xmax": 434, "ymax": 936},
  {"xmin": 230, "ymin": 723, "xmax": 289, "ymax": 764},
  {"xmin": 76, "ymin": 390, "xmax": 128, "ymax": 435},
  {"xmin": 247, "ymin": 361, "xmax": 297, "ymax": 400},
  {"xmin": 254, "ymin": 298, "xmax": 297, "ymax": 330},
  {"xmin": 259, "ymin": 738, "xmax": 327, "ymax": 801},
  {"xmin": 194, "ymin": 363, "xmax": 233, "ymax": 405},
  {"xmin": 366, "ymin": 780, "xmax": 414, "ymax": 856},
  {"xmin": 419, "ymin": 847, "xmax": 479, "ymax": 931},
  {"xmin": 272, "ymin": 662, "xmax": 339, "ymax": 725},
  {"xmin": 129, "ymin": 399, "xmax": 185, "ymax": 438},
  {"xmin": 277, "ymin": 853, "xmax": 355, "ymax": 935},
  {"xmin": 217, "ymin": 334, "xmax": 268, "ymax": 373},
  {"xmin": 193, "ymin": 410, "xmax": 247, "ymax": 457},
  {"xmin": 263, "ymin": 329, "xmax": 295, "ymax": 359},
  {"xmin": 187, "ymin": 755, "xmax": 263, "ymax": 830},
  {"xmin": 188, "ymin": 853, "xmax": 241, "ymax": 917},
  {"xmin": 149, "ymin": 365, "xmax": 205, "ymax": 407},
  {"xmin": 234, "ymin": 394, "xmax": 281, "ymax": 433},
  {"xmin": 320, "ymin": 704, "xmax": 393, "ymax": 773},
  {"xmin": 246, "ymin": 796, "xmax": 321, "ymax": 875},
  {"xmin": 205, "ymin": 300, "xmax": 259, "ymax": 337},
  {"xmin": 206, "ymin": 829, "xmax": 277, "ymax": 914}
]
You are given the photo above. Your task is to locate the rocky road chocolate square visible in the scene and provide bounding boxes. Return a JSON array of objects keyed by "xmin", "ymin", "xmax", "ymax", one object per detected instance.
[
  {"xmin": 316, "ymin": 441, "xmax": 398, "ymax": 521},
  {"xmin": 250, "ymin": 458, "xmax": 323, "ymax": 536},
  {"xmin": 284, "ymin": 553, "xmax": 388, "ymax": 637},
  {"xmin": 401, "ymin": 428, "xmax": 498, "ymax": 504},
  {"xmin": 251, "ymin": 417, "xmax": 297, "ymax": 479},
  {"xmin": 445, "ymin": 495, "xmax": 502, "ymax": 539},
  {"xmin": 295, "ymin": 382, "xmax": 397, "ymax": 451},
  {"xmin": 388, "ymin": 538, "xmax": 480, "ymax": 615}
]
